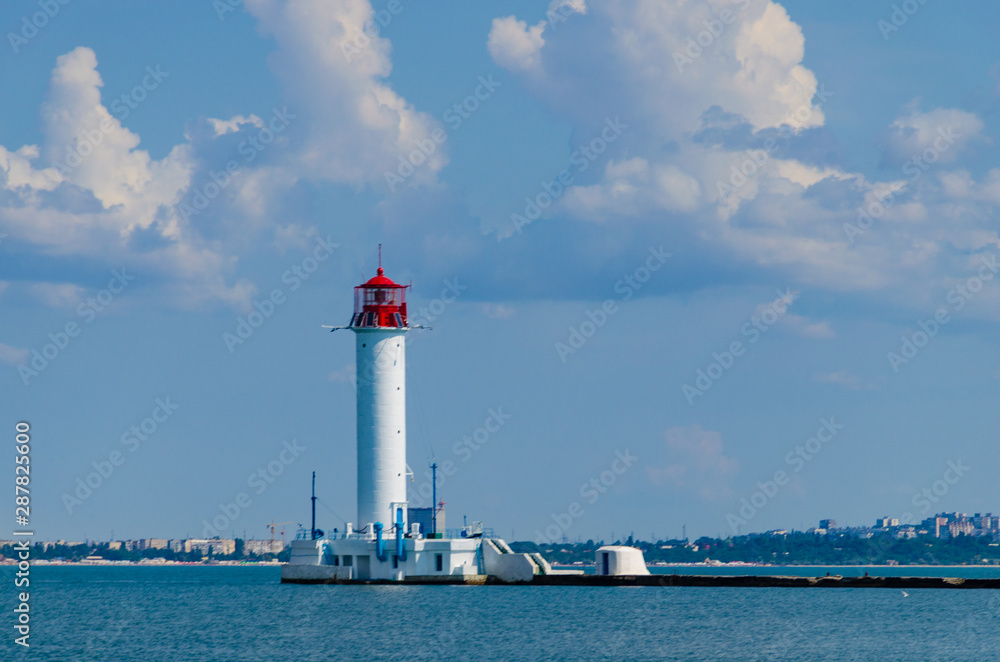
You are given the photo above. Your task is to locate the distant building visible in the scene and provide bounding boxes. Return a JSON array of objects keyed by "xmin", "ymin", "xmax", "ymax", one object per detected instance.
[
  {"xmin": 819, "ymin": 519, "xmax": 837, "ymax": 530},
  {"xmin": 243, "ymin": 540, "xmax": 283, "ymax": 556},
  {"xmin": 184, "ymin": 539, "xmax": 235, "ymax": 556},
  {"xmin": 875, "ymin": 517, "xmax": 899, "ymax": 528},
  {"xmin": 949, "ymin": 520, "xmax": 974, "ymax": 538}
]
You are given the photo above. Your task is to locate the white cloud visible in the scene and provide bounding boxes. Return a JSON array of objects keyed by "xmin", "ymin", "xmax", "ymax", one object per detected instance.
[
  {"xmin": 208, "ymin": 114, "xmax": 264, "ymax": 137},
  {"xmin": 490, "ymin": 0, "xmax": 824, "ymax": 141},
  {"xmin": 488, "ymin": 16, "xmax": 547, "ymax": 73},
  {"xmin": 883, "ymin": 105, "xmax": 984, "ymax": 166},
  {"xmin": 562, "ymin": 157, "xmax": 703, "ymax": 219},
  {"xmin": 1, "ymin": 1, "xmax": 448, "ymax": 309},
  {"xmin": 550, "ymin": 0, "xmax": 587, "ymax": 15},
  {"xmin": 0, "ymin": 47, "xmax": 253, "ymax": 309},
  {"xmin": 486, "ymin": 1, "xmax": 1000, "ymax": 317},
  {"xmin": 27, "ymin": 283, "xmax": 85, "ymax": 309},
  {"xmin": 487, "ymin": 1, "xmax": 587, "ymax": 74},
  {"xmin": 243, "ymin": 0, "xmax": 448, "ymax": 189},
  {"xmin": 0, "ymin": 343, "xmax": 29, "ymax": 366},
  {"xmin": 647, "ymin": 425, "xmax": 739, "ymax": 500}
]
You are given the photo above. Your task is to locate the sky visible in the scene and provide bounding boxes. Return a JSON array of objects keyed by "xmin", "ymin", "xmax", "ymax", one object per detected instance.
[{"xmin": 2, "ymin": 0, "xmax": 1000, "ymax": 545}]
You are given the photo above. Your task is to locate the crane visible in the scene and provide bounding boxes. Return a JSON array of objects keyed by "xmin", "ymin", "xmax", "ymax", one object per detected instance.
[{"xmin": 266, "ymin": 520, "xmax": 296, "ymax": 554}]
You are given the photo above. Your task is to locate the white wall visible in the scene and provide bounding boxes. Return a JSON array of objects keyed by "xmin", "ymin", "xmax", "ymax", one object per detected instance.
[
  {"xmin": 354, "ymin": 328, "xmax": 408, "ymax": 529},
  {"xmin": 595, "ymin": 546, "xmax": 649, "ymax": 575}
]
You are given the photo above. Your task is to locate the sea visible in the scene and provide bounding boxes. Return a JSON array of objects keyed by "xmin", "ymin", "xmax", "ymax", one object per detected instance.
[{"xmin": 6, "ymin": 565, "xmax": 1000, "ymax": 661}]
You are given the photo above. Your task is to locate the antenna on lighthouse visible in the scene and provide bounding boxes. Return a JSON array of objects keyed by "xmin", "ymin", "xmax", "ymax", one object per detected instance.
[
  {"xmin": 378, "ymin": 243, "xmax": 382, "ymax": 270},
  {"xmin": 429, "ymin": 460, "xmax": 439, "ymax": 536},
  {"xmin": 311, "ymin": 471, "xmax": 317, "ymax": 540}
]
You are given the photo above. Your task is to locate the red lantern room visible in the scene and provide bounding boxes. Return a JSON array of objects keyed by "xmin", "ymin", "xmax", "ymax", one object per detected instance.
[{"xmin": 351, "ymin": 248, "xmax": 408, "ymax": 329}]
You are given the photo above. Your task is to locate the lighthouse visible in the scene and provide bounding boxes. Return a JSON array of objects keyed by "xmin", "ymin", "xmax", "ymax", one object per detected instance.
[
  {"xmin": 350, "ymin": 255, "xmax": 409, "ymax": 531},
  {"xmin": 282, "ymin": 247, "xmax": 563, "ymax": 584}
]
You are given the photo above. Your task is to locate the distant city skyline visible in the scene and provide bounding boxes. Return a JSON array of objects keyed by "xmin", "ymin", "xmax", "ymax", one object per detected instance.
[{"xmin": 30, "ymin": 508, "xmax": 997, "ymax": 550}]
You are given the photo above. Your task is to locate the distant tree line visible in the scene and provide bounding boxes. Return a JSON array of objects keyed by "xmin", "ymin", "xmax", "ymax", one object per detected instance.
[
  {"xmin": 0, "ymin": 539, "xmax": 292, "ymax": 564},
  {"xmin": 512, "ymin": 531, "xmax": 1000, "ymax": 566}
]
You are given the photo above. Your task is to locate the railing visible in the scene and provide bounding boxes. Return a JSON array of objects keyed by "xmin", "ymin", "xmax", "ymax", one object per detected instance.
[
  {"xmin": 307, "ymin": 526, "xmax": 500, "ymax": 541},
  {"xmin": 443, "ymin": 525, "xmax": 496, "ymax": 540}
]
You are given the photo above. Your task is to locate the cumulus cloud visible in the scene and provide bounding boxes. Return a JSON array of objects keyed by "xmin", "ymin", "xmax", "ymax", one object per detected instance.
[
  {"xmin": 243, "ymin": 0, "xmax": 448, "ymax": 189},
  {"xmin": 487, "ymin": 1, "xmax": 587, "ymax": 73},
  {"xmin": 562, "ymin": 157, "xmax": 704, "ymax": 219},
  {"xmin": 489, "ymin": 0, "xmax": 823, "ymax": 140},
  {"xmin": 0, "ymin": 47, "xmax": 255, "ymax": 309},
  {"xmin": 647, "ymin": 425, "xmax": 740, "ymax": 500},
  {"xmin": 484, "ymin": 0, "xmax": 1000, "ymax": 318},
  {"xmin": 488, "ymin": 17, "xmax": 546, "ymax": 73},
  {"xmin": 1, "ymin": 1, "xmax": 448, "ymax": 309},
  {"xmin": 882, "ymin": 104, "xmax": 984, "ymax": 168}
]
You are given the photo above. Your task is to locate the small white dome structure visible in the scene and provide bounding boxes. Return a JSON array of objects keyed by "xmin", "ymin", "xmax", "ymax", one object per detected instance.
[{"xmin": 595, "ymin": 546, "xmax": 649, "ymax": 576}]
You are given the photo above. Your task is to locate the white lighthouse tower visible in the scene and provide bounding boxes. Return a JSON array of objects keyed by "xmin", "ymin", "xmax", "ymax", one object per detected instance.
[
  {"xmin": 351, "ymin": 255, "xmax": 409, "ymax": 532},
  {"xmin": 282, "ymin": 248, "xmax": 560, "ymax": 584}
]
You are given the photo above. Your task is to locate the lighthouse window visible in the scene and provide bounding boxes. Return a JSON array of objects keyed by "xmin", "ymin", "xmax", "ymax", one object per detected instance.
[
  {"xmin": 435, "ymin": 554, "xmax": 443, "ymax": 572},
  {"xmin": 392, "ymin": 555, "xmax": 399, "ymax": 569},
  {"xmin": 365, "ymin": 312, "xmax": 376, "ymax": 326},
  {"xmin": 392, "ymin": 313, "xmax": 403, "ymax": 327}
]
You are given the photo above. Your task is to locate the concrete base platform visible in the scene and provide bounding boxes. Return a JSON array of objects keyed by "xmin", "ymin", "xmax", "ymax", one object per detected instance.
[
  {"xmin": 281, "ymin": 565, "xmax": 1000, "ymax": 589},
  {"xmin": 281, "ymin": 564, "xmax": 487, "ymax": 585}
]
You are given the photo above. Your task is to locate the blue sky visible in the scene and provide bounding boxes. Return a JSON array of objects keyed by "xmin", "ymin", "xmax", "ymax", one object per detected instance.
[{"xmin": 2, "ymin": 0, "xmax": 1000, "ymax": 544}]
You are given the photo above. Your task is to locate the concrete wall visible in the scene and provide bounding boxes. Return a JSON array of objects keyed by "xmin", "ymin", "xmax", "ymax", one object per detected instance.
[
  {"xmin": 293, "ymin": 536, "xmax": 480, "ymax": 580},
  {"xmin": 482, "ymin": 539, "xmax": 540, "ymax": 583},
  {"xmin": 282, "ymin": 563, "xmax": 353, "ymax": 582},
  {"xmin": 289, "ymin": 539, "xmax": 325, "ymax": 565}
]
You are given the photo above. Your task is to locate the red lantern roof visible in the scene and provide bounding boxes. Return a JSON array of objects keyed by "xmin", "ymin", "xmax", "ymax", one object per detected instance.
[
  {"xmin": 361, "ymin": 267, "xmax": 406, "ymax": 289},
  {"xmin": 351, "ymin": 247, "xmax": 408, "ymax": 328}
]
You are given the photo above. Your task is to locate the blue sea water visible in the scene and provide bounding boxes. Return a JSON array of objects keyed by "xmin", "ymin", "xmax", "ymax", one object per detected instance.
[
  {"xmin": 644, "ymin": 564, "xmax": 1000, "ymax": 578},
  {"xmin": 6, "ymin": 566, "xmax": 1000, "ymax": 661}
]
